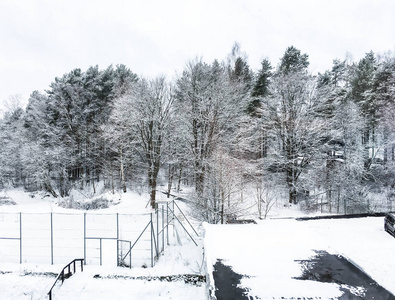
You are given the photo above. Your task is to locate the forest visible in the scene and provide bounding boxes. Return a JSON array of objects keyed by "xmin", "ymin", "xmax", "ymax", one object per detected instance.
[{"xmin": 1, "ymin": 44, "xmax": 395, "ymax": 223}]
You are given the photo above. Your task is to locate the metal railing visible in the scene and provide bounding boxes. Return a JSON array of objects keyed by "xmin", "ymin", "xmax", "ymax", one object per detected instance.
[{"xmin": 47, "ymin": 258, "xmax": 84, "ymax": 300}]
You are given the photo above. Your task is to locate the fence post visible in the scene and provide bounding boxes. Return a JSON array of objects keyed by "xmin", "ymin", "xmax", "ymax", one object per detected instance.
[
  {"xmin": 100, "ymin": 238, "xmax": 102, "ymax": 266},
  {"xmin": 162, "ymin": 205, "xmax": 164, "ymax": 253},
  {"xmin": 173, "ymin": 200, "xmax": 175, "ymax": 237},
  {"xmin": 116, "ymin": 213, "xmax": 119, "ymax": 266},
  {"xmin": 150, "ymin": 213, "xmax": 153, "ymax": 267},
  {"xmin": 156, "ymin": 206, "xmax": 159, "ymax": 255},
  {"xmin": 19, "ymin": 212, "xmax": 22, "ymax": 264},
  {"xmin": 166, "ymin": 202, "xmax": 169, "ymax": 245},
  {"xmin": 51, "ymin": 212, "xmax": 53, "ymax": 265},
  {"xmin": 84, "ymin": 213, "xmax": 86, "ymax": 265},
  {"xmin": 129, "ymin": 241, "xmax": 131, "ymax": 269}
]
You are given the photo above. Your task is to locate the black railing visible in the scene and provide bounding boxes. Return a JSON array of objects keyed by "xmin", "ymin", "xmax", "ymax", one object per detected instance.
[{"xmin": 48, "ymin": 258, "xmax": 84, "ymax": 300}]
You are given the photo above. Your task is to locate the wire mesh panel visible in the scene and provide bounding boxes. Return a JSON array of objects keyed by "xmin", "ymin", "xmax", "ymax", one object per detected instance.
[
  {"xmin": 0, "ymin": 212, "xmax": 20, "ymax": 238},
  {"xmin": 21, "ymin": 213, "xmax": 51, "ymax": 264},
  {"xmin": 0, "ymin": 213, "xmax": 20, "ymax": 263},
  {"xmin": 84, "ymin": 213, "xmax": 118, "ymax": 265},
  {"xmin": 118, "ymin": 213, "xmax": 152, "ymax": 268},
  {"xmin": 0, "ymin": 199, "xmax": 196, "ymax": 267},
  {"xmin": 85, "ymin": 213, "xmax": 117, "ymax": 239},
  {"xmin": 85, "ymin": 238, "xmax": 117, "ymax": 266},
  {"xmin": 0, "ymin": 238, "xmax": 20, "ymax": 263},
  {"xmin": 52, "ymin": 213, "xmax": 84, "ymax": 265},
  {"xmin": 117, "ymin": 240, "xmax": 131, "ymax": 267},
  {"xmin": 153, "ymin": 203, "xmax": 168, "ymax": 257}
]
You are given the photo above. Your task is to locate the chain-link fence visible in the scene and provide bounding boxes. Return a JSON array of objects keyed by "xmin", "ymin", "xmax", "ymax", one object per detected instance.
[{"xmin": 0, "ymin": 200, "xmax": 198, "ymax": 268}]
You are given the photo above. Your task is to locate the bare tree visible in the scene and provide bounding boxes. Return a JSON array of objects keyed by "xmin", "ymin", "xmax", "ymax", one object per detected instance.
[
  {"xmin": 254, "ymin": 178, "xmax": 277, "ymax": 219},
  {"xmin": 263, "ymin": 70, "xmax": 326, "ymax": 204},
  {"xmin": 175, "ymin": 57, "xmax": 250, "ymax": 221},
  {"xmin": 130, "ymin": 77, "xmax": 174, "ymax": 208}
]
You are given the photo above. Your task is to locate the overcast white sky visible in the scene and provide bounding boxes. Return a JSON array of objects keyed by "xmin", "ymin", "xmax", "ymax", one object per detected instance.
[{"xmin": 1, "ymin": 0, "xmax": 394, "ymax": 112}]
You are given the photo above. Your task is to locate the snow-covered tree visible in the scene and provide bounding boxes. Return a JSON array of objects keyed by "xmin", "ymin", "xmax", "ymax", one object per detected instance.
[
  {"xmin": 133, "ymin": 77, "xmax": 175, "ymax": 208},
  {"xmin": 174, "ymin": 54, "xmax": 251, "ymax": 222},
  {"xmin": 0, "ymin": 104, "xmax": 25, "ymax": 188},
  {"xmin": 262, "ymin": 47, "xmax": 327, "ymax": 204},
  {"xmin": 102, "ymin": 92, "xmax": 138, "ymax": 194},
  {"xmin": 108, "ymin": 76, "xmax": 174, "ymax": 208}
]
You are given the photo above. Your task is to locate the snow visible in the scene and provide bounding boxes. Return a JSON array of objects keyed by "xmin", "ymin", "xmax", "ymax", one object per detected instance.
[
  {"xmin": 0, "ymin": 263, "xmax": 206, "ymax": 299},
  {"xmin": 0, "ymin": 188, "xmax": 207, "ymax": 299},
  {"xmin": 204, "ymin": 220, "xmax": 342, "ymax": 299},
  {"xmin": 1, "ymin": 188, "xmax": 395, "ymax": 299},
  {"xmin": 56, "ymin": 271, "xmax": 203, "ymax": 300},
  {"xmin": 305, "ymin": 217, "xmax": 395, "ymax": 295},
  {"xmin": 204, "ymin": 217, "xmax": 395, "ymax": 299}
]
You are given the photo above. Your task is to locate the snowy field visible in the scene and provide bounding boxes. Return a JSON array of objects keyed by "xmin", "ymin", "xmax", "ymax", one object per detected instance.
[
  {"xmin": 0, "ymin": 244, "xmax": 206, "ymax": 300},
  {"xmin": 204, "ymin": 216, "xmax": 395, "ymax": 299},
  {"xmin": 0, "ymin": 188, "xmax": 195, "ymax": 267},
  {"xmin": 1, "ymin": 188, "xmax": 395, "ymax": 299},
  {"xmin": 0, "ymin": 189, "xmax": 207, "ymax": 299}
]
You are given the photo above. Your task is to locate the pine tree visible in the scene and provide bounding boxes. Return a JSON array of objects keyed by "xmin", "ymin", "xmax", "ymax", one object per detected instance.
[
  {"xmin": 351, "ymin": 51, "xmax": 378, "ymax": 147},
  {"xmin": 248, "ymin": 58, "xmax": 273, "ymax": 116},
  {"xmin": 279, "ymin": 46, "xmax": 309, "ymax": 74}
]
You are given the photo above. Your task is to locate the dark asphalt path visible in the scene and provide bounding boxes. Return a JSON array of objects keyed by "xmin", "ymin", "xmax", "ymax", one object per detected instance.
[
  {"xmin": 296, "ymin": 251, "xmax": 395, "ymax": 300},
  {"xmin": 213, "ymin": 252, "xmax": 395, "ymax": 299},
  {"xmin": 212, "ymin": 260, "xmax": 250, "ymax": 300}
]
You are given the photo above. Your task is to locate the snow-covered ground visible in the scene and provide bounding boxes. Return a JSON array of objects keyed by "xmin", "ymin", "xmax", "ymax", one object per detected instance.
[
  {"xmin": 1, "ymin": 188, "xmax": 395, "ymax": 299},
  {"xmin": 0, "ymin": 188, "xmax": 207, "ymax": 299},
  {"xmin": 204, "ymin": 216, "xmax": 395, "ymax": 299},
  {"xmin": 0, "ymin": 244, "xmax": 206, "ymax": 300}
]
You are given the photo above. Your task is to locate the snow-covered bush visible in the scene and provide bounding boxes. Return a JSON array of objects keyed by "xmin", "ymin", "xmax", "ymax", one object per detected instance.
[
  {"xmin": 0, "ymin": 196, "xmax": 16, "ymax": 205},
  {"xmin": 58, "ymin": 194, "xmax": 119, "ymax": 210}
]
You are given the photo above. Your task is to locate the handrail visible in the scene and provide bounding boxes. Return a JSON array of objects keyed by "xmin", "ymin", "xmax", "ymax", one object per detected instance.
[{"xmin": 48, "ymin": 258, "xmax": 84, "ymax": 300}]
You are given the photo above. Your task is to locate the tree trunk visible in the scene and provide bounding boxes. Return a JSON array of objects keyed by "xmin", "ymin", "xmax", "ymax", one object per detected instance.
[
  {"xmin": 167, "ymin": 165, "xmax": 174, "ymax": 198},
  {"xmin": 289, "ymin": 188, "xmax": 297, "ymax": 204},
  {"xmin": 177, "ymin": 164, "xmax": 183, "ymax": 192},
  {"xmin": 92, "ymin": 177, "xmax": 96, "ymax": 194},
  {"xmin": 220, "ymin": 166, "xmax": 224, "ymax": 224},
  {"xmin": 111, "ymin": 163, "xmax": 115, "ymax": 195},
  {"xmin": 196, "ymin": 172, "xmax": 205, "ymax": 197},
  {"xmin": 44, "ymin": 181, "xmax": 58, "ymax": 198},
  {"xmin": 148, "ymin": 158, "xmax": 161, "ymax": 209},
  {"xmin": 287, "ymin": 166, "xmax": 297, "ymax": 204},
  {"xmin": 221, "ymin": 189, "xmax": 225, "ymax": 224},
  {"xmin": 120, "ymin": 148, "xmax": 127, "ymax": 193},
  {"xmin": 150, "ymin": 182, "xmax": 156, "ymax": 209}
]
